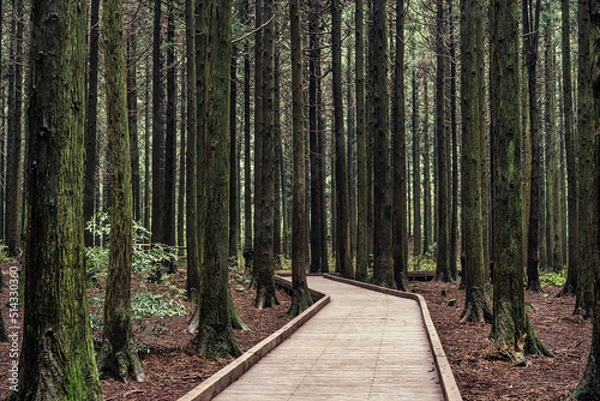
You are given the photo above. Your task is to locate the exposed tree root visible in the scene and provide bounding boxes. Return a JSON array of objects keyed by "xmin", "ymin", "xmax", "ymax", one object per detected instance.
[
  {"xmin": 460, "ymin": 289, "xmax": 492, "ymax": 323},
  {"xmin": 97, "ymin": 341, "xmax": 145, "ymax": 383},
  {"xmin": 288, "ymin": 287, "xmax": 313, "ymax": 317}
]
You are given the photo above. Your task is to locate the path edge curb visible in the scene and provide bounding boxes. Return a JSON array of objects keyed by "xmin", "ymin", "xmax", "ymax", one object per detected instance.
[
  {"xmin": 176, "ymin": 276, "xmax": 330, "ymax": 401},
  {"xmin": 323, "ymin": 274, "xmax": 463, "ymax": 401}
]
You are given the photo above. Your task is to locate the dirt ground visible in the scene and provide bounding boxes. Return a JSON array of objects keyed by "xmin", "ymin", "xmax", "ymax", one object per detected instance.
[
  {"xmin": 0, "ymin": 263, "xmax": 591, "ymax": 401},
  {"xmin": 412, "ymin": 279, "xmax": 589, "ymax": 401}
]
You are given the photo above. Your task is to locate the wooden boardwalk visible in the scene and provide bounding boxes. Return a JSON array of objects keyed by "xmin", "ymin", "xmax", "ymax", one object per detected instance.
[{"xmin": 210, "ymin": 275, "xmax": 461, "ymax": 401}]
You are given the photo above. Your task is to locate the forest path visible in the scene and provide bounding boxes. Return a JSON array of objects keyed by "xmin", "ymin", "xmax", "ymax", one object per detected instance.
[{"xmin": 212, "ymin": 275, "xmax": 461, "ymax": 401}]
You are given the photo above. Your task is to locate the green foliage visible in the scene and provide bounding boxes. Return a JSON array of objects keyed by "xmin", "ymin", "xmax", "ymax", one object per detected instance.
[
  {"xmin": 0, "ymin": 244, "xmax": 17, "ymax": 263},
  {"xmin": 539, "ymin": 269, "xmax": 566, "ymax": 288},
  {"xmin": 88, "ymin": 291, "xmax": 186, "ymax": 331},
  {"xmin": 131, "ymin": 292, "xmax": 187, "ymax": 320},
  {"xmin": 85, "ymin": 212, "xmax": 178, "ymax": 285},
  {"xmin": 409, "ymin": 254, "xmax": 437, "ymax": 271}
]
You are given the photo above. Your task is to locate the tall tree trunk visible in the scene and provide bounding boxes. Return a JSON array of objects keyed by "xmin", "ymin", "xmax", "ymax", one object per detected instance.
[
  {"xmin": 309, "ymin": 1, "xmax": 327, "ymax": 274},
  {"xmin": 273, "ymin": 48, "xmax": 282, "ymax": 266},
  {"xmin": 423, "ymin": 78, "xmax": 432, "ymax": 256},
  {"xmin": 560, "ymin": 0, "xmax": 578, "ymax": 296},
  {"xmin": 575, "ymin": 0, "xmax": 595, "ymax": 318},
  {"xmin": 229, "ymin": 46, "xmax": 240, "ymax": 263},
  {"xmin": 144, "ymin": 59, "xmax": 151, "ymax": 230},
  {"xmin": 185, "ymin": 0, "xmax": 200, "ymax": 299},
  {"xmin": 573, "ymin": 2, "xmax": 600, "ymax": 397},
  {"xmin": 178, "ymin": 70, "xmax": 186, "ymax": 250},
  {"xmin": 289, "ymin": 0, "xmax": 313, "ymax": 316},
  {"xmin": 5, "ymin": 0, "xmax": 23, "ymax": 257},
  {"xmin": 192, "ymin": 0, "xmax": 242, "ymax": 358},
  {"xmin": 254, "ymin": 0, "xmax": 279, "ymax": 308},
  {"xmin": 449, "ymin": 0, "xmax": 459, "ymax": 280},
  {"xmin": 412, "ymin": 67, "xmax": 422, "ymax": 257},
  {"xmin": 242, "ymin": 0, "xmax": 253, "ymax": 273},
  {"xmin": 347, "ymin": 44, "xmax": 357, "ymax": 257},
  {"xmin": 332, "ymin": 0, "xmax": 353, "ymax": 279},
  {"xmin": 84, "ymin": 0, "xmax": 100, "ymax": 247},
  {"xmin": 151, "ymin": 0, "xmax": 166, "ymax": 244},
  {"xmin": 127, "ymin": 23, "xmax": 141, "ymax": 224},
  {"xmin": 164, "ymin": 0, "xmax": 176, "ymax": 248},
  {"xmin": 459, "ymin": 0, "xmax": 491, "ymax": 323},
  {"xmin": 371, "ymin": 0, "xmax": 394, "ymax": 288},
  {"xmin": 97, "ymin": 0, "xmax": 145, "ymax": 380},
  {"xmin": 19, "ymin": 0, "xmax": 102, "ymax": 397},
  {"xmin": 355, "ymin": 0, "xmax": 368, "ymax": 282},
  {"xmin": 523, "ymin": 0, "xmax": 543, "ymax": 292},
  {"xmin": 544, "ymin": 19, "xmax": 563, "ymax": 271},
  {"xmin": 435, "ymin": 0, "xmax": 451, "ymax": 281},
  {"xmin": 392, "ymin": 0, "xmax": 408, "ymax": 291},
  {"xmin": 489, "ymin": 0, "xmax": 550, "ymax": 362}
]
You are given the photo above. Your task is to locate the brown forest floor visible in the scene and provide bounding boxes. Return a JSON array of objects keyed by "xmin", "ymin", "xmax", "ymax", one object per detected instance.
[{"xmin": 0, "ymin": 262, "xmax": 590, "ymax": 401}]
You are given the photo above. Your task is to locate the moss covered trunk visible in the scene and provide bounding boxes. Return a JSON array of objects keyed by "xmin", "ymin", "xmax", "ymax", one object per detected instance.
[
  {"xmin": 18, "ymin": 0, "xmax": 102, "ymax": 398},
  {"xmin": 289, "ymin": 0, "xmax": 313, "ymax": 317},
  {"xmin": 97, "ymin": 0, "xmax": 145, "ymax": 382},
  {"xmin": 192, "ymin": 0, "xmax": 241, "ymax": 358},
  {"xmin": 460, "ymin": 0, "xmax": 491, "ymax": 323},
  {"xmin": 371, "ymin": 0, "xmax": 395, "ymax": 289},
  {"xmin": 489, "ymin": 0, "xmax": 549, "ymax": 362},
  {"xmin": 573, "ymin": 1, "xmax": 600, "ymax": 398}
]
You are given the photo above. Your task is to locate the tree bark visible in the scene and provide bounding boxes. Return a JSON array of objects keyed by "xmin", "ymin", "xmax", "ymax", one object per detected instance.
[
  {"xmin": 164, "ymin": 0, "xmax": 176, "ymax": 249},
  {"xmin": 191, "ymin": 0, "xmax": 242, "ymax": 359},
  {"xmin": 459, "ymin": 0, "xmax": 491, "ymax": 323},
  {"xmin": 371, "ymin": 0, "xmax": 394, "ymax": 288},
  {"xmin": 97, "ymin": 0, "xmax": 145, "ymax": 381},
  {"xmin": 559, "ymin": 0, "xmax": 578, "ymax": 297},
  {"xmin": 289, "ymin": 0, "xmax": 313, "ymax": 317},
  {"xmin": 355, "ymin": 0, "xmax": 368, "ymax": 282},
  {"xmin": 19, "ymin": 0, "xmax": 102, "ymax": 397},
  {"xmin": 151, "ymin": 0, "xmax": 166, "ymax": 244},
  {"xmin": 575, "ymin": 0, "xmax": 595, "ymax": 318},
  {"xmin": 5, "ymin": 0, "xmax": 23, "ymax": 258},
  {"xmin": 392, "ymin": 0, "xmax": 408, "ymax": 291},
  {"xmin": 332, "ymin": 0, "xmax": 353, "ymax": 279},
  {"xmin": 489, "ymin": 0, "xmax": 550, "ymax": 362},
  {"xmin": 84, "ymin": 0, "xmax": 100, "ymax": 247}
]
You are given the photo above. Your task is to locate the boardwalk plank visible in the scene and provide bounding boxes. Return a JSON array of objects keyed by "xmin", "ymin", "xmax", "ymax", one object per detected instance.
[{"xmin": 211, "ymin": 276, "xmax": 454, "ymax": 401}]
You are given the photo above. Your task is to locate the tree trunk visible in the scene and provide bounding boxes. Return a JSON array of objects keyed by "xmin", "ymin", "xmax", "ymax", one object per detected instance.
[
  {"xmin": 355, "ymin": 0, "xmax": 368, "ymax": 282},
  {"xmin": 254, "ymin": 0, "xmax": 279, "ymax": 308},
  {"xmin": 423, "ymin": 78, "xmax": 432, "ymax": 256},
  {"xmin": 459, "ymin": 0, "xmax": 492, "ymax": 323},
  {"xmin": 559, "ymin": 0, "xmax": 578, "ymax": 296},
  {"xmin": 289, "ymin": 0, "xmax": 313, "ymax": 317},
  {"xmin": 392, "ymin": 0, "xmax": 408, "ymax": 291},
  {"xmin": 151, "ymin": 0, "xmax": 165, "ymax": 244},
  {"xmin": 309, "ymin": 0, "xmax": 327, "ymax": 274},
  {"xmin": 449, "ymin": 0, "xmax": 459, "ymax": 280},
  {"xmin": 97, "ymin": 0, "xmax": 145, "ymax": 381},
  {"xmin": 371, "ymin": 0, "xmax": 394, "ymax": 288},
  {"xmin": 412, "ymin": 67, "xmax": 422, "ymax": 257},
  {"xmin": 523, "ymin": 0, "xmax": 543, "ymax": 292},
  {"xmin": 19, "ymin": 0, "xmax": 102, "ymax": 397},
  {"xmin": 164, "ymin": 0, "xmax": 176, "ymax": 249},
  {"xmin": 435, "ymin": 0, "xmax": 451, "ymax": 281},
  {"xmin": 489, "ymin": 0, "xmax": 550, "ymax": 362},
  {"xmin": 573, "ymin": 3, "xmax": 600, "ymax": 396},
  {"xmin": 185, "ymin": 0, "xmax": 200, "ymax": 299},
  {"xmin": 5, "ymin": 0, "xmax": 23, "ymax": 258},
  {"xmin": 127, "ymin": 27, "xmax": 141, "ymax": 224},
  {"xmin": 229, "ymin": 46, "xmax": 240, "ymax": 263},
  {"xmin": 84, "ymin": 0, "xmax": 100, "ymax": 247},
  {"xmin": 332, "ymin": 0, "xmax": 353, "ymax": 279},
  {"xmin": 192, "ymin": 0, "xmax": 242, "ymax": 359},
  {"xmin": 575, "ymin": 0, "xmax": 595, "ymax": 318},
  {"xmin": 243, "ymin": 0, "xmax": 253, "ymax": 274}
]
